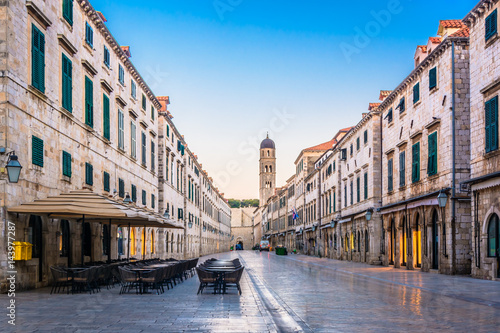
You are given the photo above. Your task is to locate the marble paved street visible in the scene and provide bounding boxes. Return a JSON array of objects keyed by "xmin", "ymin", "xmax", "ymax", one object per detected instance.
[{"xmin": 2, "ymin": 251, "xmax": 500, "ymax": 332}]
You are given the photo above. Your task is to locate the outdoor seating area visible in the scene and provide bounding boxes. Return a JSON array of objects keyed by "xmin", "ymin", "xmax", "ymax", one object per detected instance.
[
  {"xmin": 50, "ymin": 258, "xmax": 199, "ymax": 295},
  {"xmin": 196, "ymin": 258, "xmax": 244, "ymax": 295}
]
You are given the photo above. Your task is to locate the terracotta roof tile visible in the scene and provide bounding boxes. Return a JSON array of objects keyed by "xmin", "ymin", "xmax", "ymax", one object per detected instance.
[
  {"xmin": 429, "ymin": 37, "xmax": 442, "ymax": 44},
  {"xmin": 450, "ymin": 27, "xmax": 470, "ymax": 38},
  {"xmin": 379, "ymin": 90, "xmax": 392, "ymax": 101},
  {"xmin": 417, "ymin": 45, "xmax": 428, "ymax": 52},
  {"xmin": 121, "ymin": 46, "xmax": 131, "ymax": 58},
  {"xmin": 440, "ymin": 20, "xmax": 466, "ymax": 29},
  {"xmin": 368, "ymin": 103, "xmax": 381, "ymax": 111},
  {"xmin": 304, "ymin": 138, "xmax": 337, "ymax": 152}
]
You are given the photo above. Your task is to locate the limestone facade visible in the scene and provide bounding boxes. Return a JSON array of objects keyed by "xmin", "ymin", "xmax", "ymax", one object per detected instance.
[
  {"xmin": 230, "ymin": 207, "xmax": 257, "ymax": 250},
  {"xmin": 0, "ymin": 0, "xmax": 230, "ymax": 291}
]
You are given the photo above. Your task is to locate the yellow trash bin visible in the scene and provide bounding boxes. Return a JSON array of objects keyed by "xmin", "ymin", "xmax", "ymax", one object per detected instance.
[
  {"xmin": 23, "ymin": 242, "xmax": 33, "ymax": 260},
  {"xmin": 13, "ymin": 241, "xmax": 25, "ymax": 261}
]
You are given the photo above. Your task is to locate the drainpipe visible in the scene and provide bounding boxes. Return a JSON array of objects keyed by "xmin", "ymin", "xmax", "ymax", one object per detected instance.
[{"xmin": 451, "ymin": 41, "xmax": 457, "ymax": 275}]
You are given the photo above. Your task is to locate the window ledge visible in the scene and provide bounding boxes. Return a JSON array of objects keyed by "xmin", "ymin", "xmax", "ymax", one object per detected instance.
[
  {"xmin": 83, "ymin": 42, "xmax": 94, "ymax": 55},
  {"xmin": 387, "ymin": 122, "xmax": 394, "ymax": 128},
  {"xmin": 117, "ymin": 147, "xmax": 126, "ymax": 154},
  {"xmin": 60, "ymin": 17, "xmax": 73, "ymax": 32},
  {"xmin": 61, "ymin": 176, "xmax": 71, "ymax": 183},
  {"xmin": 413, "ymin": 100, "xmax": 422, "ymax": 108},
  {"xmin": 484, "ymin": 149, "xmax": 500, "ymax": 159},
  {"xmin": 427, "ymin": 173, "xmax": 439, "ymax": 180},
  {"xmin": 60, "ymin": 107, "xmax": 74, "ymax": 118},
  {"xmin": 28, "ymin": 85, "xmax": 47, "ymax": 100},
  {"xmin": 429, "ymin": 86, "xmax": 439, "ymax": 95},
  {"xmin": 102, "ymin": 137, "xmax": 111, "ymax": 145},
  {"xmin": 485, "ymin": 33, "xmax": 499, "ymax": 49},
  {"xmin": 83, "ymin": 124, "xmax": 94, "ymax": 133}
]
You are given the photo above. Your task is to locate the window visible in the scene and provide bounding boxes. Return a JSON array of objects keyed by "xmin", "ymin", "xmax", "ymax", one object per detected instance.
[
  {"xmin": 131, "ymin": 121, "xmax": 136, "ymax": 159},
  {"xmin": 31, "ymin": 24, "xmax": 45, "ymax": 93},
  {"xmin": 118, "ymin": 110, "xmax": 124, "ymax": 150},
  {"xmin": 388, "ymin": 158, "xmax": 393, "ymax": 192},
  {"xmin": 350, "ymin": 144, "xmax": 353, "ymax": 156},
  {"xmin": 487, "ymin": 214, "xmax": 499, "ymax": 257},
  {"xmin": 103, "ymin": 94, "xmax": 110, "ymax": 140},
  {"xmin": 131, "ymin": 184, "xmax": 137, "ymax": 203},
  {"xmin": 83, "ymin": 222, "xmax": 92, "ymax": 257},
  {"xmin": 486, "ymin": 9, "xmax": 498, "ymax": 42},
  {"xmin": 399, "ymin": 151, "xmax": 405, "ymax": 187},
  {"xmin": 166, "ymin": 124, "xmax": 170, "ymax": 137},
  {"xmin": 118, "ymin": 65, "xmax": 124, "ymax": 85},
  {"xmin": 142, "ymin": 190, "xmax": 146, "ymax": 205},
  {"xmin": 413, "ymin": 82, "xmax": 420, "ymax": 104},
  {"xmin": 151, "ymin": 106, "xmax": 155, "ymax": 121},
  {"xmin": 131, "ymin": 80, "xmax": 136, "ymax": 99},
  {"xmin": 412, "ymin": 142, "xmax": 420, "ymax": 183},
  {"xmin": 429, "ymin": 67, "xmax": 437, "ymax": 90},
  {"xmin": 62, "ymin": 151, "xmax": 71, "ymax": 177},
  {"xmin": 118, "ymin": 178, "xmax": 124, "ymax": 198},
  {"xmin": 60, "ymin": 220, "xmax": 70, "ymax": 257},
  {"xmin": 356, "ymin": 137, "xmax": 360, "ymax": 151},
  {"xmin": 85, "ymin": 162, "xmax": 93, "ymax": 186},
  {"xmin": 364, "ymin": 173, "xmax": 368, "ymax": 200},
  {"xmin": 151, "ymin": 140, "xmax": 155, "ymax": 172},
  {"xmin": 485, "ymin": 96, "xmax": 498, "ymax": 153},
  {"xmin": 356, "ymin": 177, "xmax": 360, "ymax": 202},
  {"xmin": 151, "ymin": 194, "xmax": 155, "ymax": 209},
  {"xmin": 62, "ymin": 0, "xmax": 73, "ymax": 25},
  {"xmin": 103, "ymin": 171, "xmax": 110, "ymax": 192},
  {"xmin": 85, "ymin": 76, "xmax": 93, "ymax": 127},
  {"xmin": 363, "ymin": 130, "xmax": 368, "ymax": 144},
  {"xmin": 142, "ymin": 94, "xmax": 146, "ymax": 110},
  {"xmin": 104, "ymin": 46, "xmax": 110, "ymax": 68},
  {"xmin": 141, "ymin": 132, "xmax": 147, "ymax": 166},
  {"xmin": 350, "ymin": 180, "xmax": 353, "ymax": 205},
  {"xmin": 427, "ymin": 132, "xmax": 438, "ymax": 176},
  {"xmin": 398, "ymin": 97, "xmax": 405, "ymax": 113},
  {"xmin": 386, "ymin": 108, "xmax": 393, "ymax": 123},
  {"xmin": 32, "ymin": 136, "xmax": 44, "ymax": 167},
  {"xmin": 62, "ymin": 54, "xmax": 72, "ymax": 112},
  {"xmin": 102, "ymin": 224, "xmax": 109, "ymax": 256},
  {"xmin": 344, "ymin": 184, "xmax": 347, "ymax": 207},
  {"xmin": 85, "ymin": 22, "xmax": 93, "ymax": 47}
]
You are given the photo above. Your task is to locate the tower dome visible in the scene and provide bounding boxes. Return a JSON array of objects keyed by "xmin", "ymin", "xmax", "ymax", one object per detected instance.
[{"xmin": 260, "ymin": 134, "xmax": 275, "ymax": 149}]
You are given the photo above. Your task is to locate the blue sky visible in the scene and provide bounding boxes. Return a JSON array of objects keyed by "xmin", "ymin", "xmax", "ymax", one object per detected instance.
[{"xmin": 91, "ymin": 0, "xmax": 477, "ymax": 199}]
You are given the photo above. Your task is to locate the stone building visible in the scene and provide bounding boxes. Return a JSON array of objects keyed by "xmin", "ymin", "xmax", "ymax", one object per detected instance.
[
  {"xmin": 463, "ymin": 0, "xmax": 500, "ymax": 280},
  {"xmin": 378, "ymin": 21, "xmax": 471, "ymax": 275},
  {"xmin": 259, "ymin": 134, "xmax": 276, "ymax": 206},
  {"xmin": 230, "ymin": 207, "xmax": 257, "ymax": 250},
  {"xmin": 0, "ymin": 0, "xmax": 230, "ymax": 291}
]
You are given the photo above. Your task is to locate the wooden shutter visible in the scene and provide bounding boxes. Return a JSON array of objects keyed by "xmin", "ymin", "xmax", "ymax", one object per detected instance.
[
  {"xmin": 142, "ymin": 190, "xmax": 146, "ymax": 205},
  {"xmin": 132, "ymin": 184, "xmax": 137, "ymax": 202},
  {"xmin": 429, "ymin": 67, "xmax": 437, "ymax": 90},
  {"xmin": 85, "ymin": 77, "xmax": 93, "ymax": 127},
  {"xmin": 413, "ymin": 83, "xmax": 420, "ymax": 104},
  {"xmin": 103, "ymin": 171, "xmax": 110, "ymax": 192},
  {"xmin": 62, "ymin": 151, "xmax": 71, "ymax": 177},
  {"xmin": 62, "ymin": 54, "xmax": 72, "ymax": 112},
  {"xmin": 364, "ymin": 173, "xmax": 368, "ymax": 199},
  {"xmin": 486, "ymin": 9, "xmax": 498, "ymax": 41},
  {"xmin": 491, "ymin": 97, "xmax": 498, "ymax": 151},
  {"xmin": 412, "ymin": 143, "xmax": 420, "ymax": 183},
  {"xmin": 142, "ymin": 132, "xmax": 146, "ymax": 165},
  {"xmin": 357, "ymin": 177, "xmax": 360, "ymax": 202},
  {"xmin": 32, "ymin": 136, "xmax": 44, "ymax": 167},
  {"xmin": 427, "ymin": 132, "xmax": 437, "ymax": 175},
  {"xmin": 118, "ymin": 178, "xmax": 124, "ymax": 197},
  {"xmin": 399, "ymin": 151, "xmax": 405, "ymax": 186},
  {"xmin": 63, "ymin": 0, "xmax": 73, "ymax": 25},
  {"xmin": 85, "ymin": 163, "xmax": 93, "ymax": 186},
  {"xmin": 103, "ymin": 94, "xmax": 110, "ymax": 140},
  {"xmin": 31, "ymin": 25, "xmax": 45, "ymax": 93},
  {"xmin": 388, "ymin": 159, "xmax": 393, "ymax": 192}
]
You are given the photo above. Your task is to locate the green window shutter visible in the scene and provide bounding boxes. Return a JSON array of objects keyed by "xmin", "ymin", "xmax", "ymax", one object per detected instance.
[
  {"xmin": 486, "ymin": 96, "xmax": 499, "ymax": 152},
  {"xmin": 62, "ymin": 54, "xmax": 72, "ymax": 112},
  {"xmin": 31, "ymin": 25, "xmax": 45, "ymax": 93},
  {"xmin": 118, "ymin": 110, "xmax": 124, "ymax": 149},
  {"xmin": 151, "ymin": 106, "xmax": 155, "ymax": 120},
  {"xmin": 412, "ymin": 143, "xmax": 420, "ymax": 183},
  {"xmin": 399, "ymin": 151, "xmax": 405, "ymax": 187},
  {"xmin": 118, "ymin": 178, "xmax": 124, "ymax": 198},
  {"xmin": 142, "ymin": 190, "xmax": 146, "ymax": 205},
  {"xmin": 427, "ymin": 132, "xmax": 438, "ymax": 175},
  {"xmin": 167, "ymin": 124, "xmax": 170, "ymax": 137},
  {"xmin": 429, "ymin": 67, "xmax": 437, "ymax": 90},
  {"xmin": 364, "ymin": 130, "xmax": 368, "ymax": 143},
  {"xmin": 131, "ymin": 184, "xmax": 137, "ymax": 202},
  {"xmin": 103, "ymin": 171, "xmax": 110, "ymax": 192},
  {"xmin": 364, "ymin": 173, "xmax": 368, "ymax": 199},
  {"xmin": 357, "ymin": 177, "xmax": 360, "ymax": 202},
  {"xmin": 104, "ymin": 46, "xmax": 110, "ymax": 67},
  {"xmin": 85, "ymin": 163, "xmax": 93, "ymax": 186},
  {"xmin": 152, "ymin": 194, "xmax": 155, "ymax": 209},
  {"xmin": 118, "ymin": 65, "xmax": 124, "ymax": 85},
  {"xmin": 388, "ymin": 159, "xmax": 393, "ymax": 192},
  {"xmin": 413, "ymin": 83, "xmax": 420, "ymax": 104},
  {"xmin": 62, "ymin": 151, "xmax": 71, "ymax": 177},
  {"xmin": 85, "ymin": 22, "xmax": 93, "ymax": 47},
  {"xmin": 142, "ymin": 94, "xmax": 146, "ymax": 110},
  {"xmin": 356, "ymin": 137, "xmax": 360, "ymax": 150},
  {"xmin": 85, "ymin": 76, "xmax": 93, "ymax": 127},
  {"xmin": 103, "ymin": 94, "xmax": 110, "ymax": 140},
  {"xmin": 151, "ymin": 140, "xmax": 155, "ymax": 172},
  {"xmin": 333, "ymin": 191, "xmax": 336, "ymax": 212},
  {"xmin": 486, "ymin": 9, "xmax": 498, "ymax": 41},
  {"xmin": 62, "ymin": 0, "xmax": 73, "ymax": 25},
  {"xmin": 142, "ymin": 132, "xmax": 147, "ymax": 166},
  {"xmin": 398, "ymin": 97, "xmax": 405, "ymax": 113},
  {"xmin": 32, "ymin": 136, "xmax": 44, "ymax": 167}
]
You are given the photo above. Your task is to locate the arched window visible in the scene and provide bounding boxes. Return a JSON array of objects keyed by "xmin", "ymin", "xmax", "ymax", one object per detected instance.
[
  {"xmin": 267, "ymin": 150, "xmax": 270, "ymax": 157},
  {"xmin": 60, "ymin": 220, "xmax": 70, "ymax": 257},
  {"xmin": 171, "ymin": 233, "xmax": 174, "ymax": 253},
  {"xmin": 141, "ymin": 228, "xmax": 145, "ymax": 256},
  {"xmin": 165, "ymin": 232, "xmax": 169, "ymax": 253},
  {"xmin": 357, "ymin": 231, "xmax": 361, "ymax": 252},
  {"xmin": 83, "ymin": 222, "xmax": 92, "ymax": 257},
  {"xmin": 117, "ymin": 227, "xmax": 124, "ymax": 255},
  {"xmin": 102, "ymin": 224, "xmax": 110, "ymax": 256},
  {"xmin": 269, "ymin": 166, "xmax": 272, "ymax": 173},
  {"xmin": 334, "ymin": 233, "xmax": 337, "ymax": 250},
  {"xmin": 150, "ymin": 230, "xmax": 155, "ymax": 254},
  {"xmin": 265, "ymin": 166, "xmax": 268, "ymax": 173},
  {"xmin": 488, "ymin": 214, "xmax": 499, "ymax": 257}
]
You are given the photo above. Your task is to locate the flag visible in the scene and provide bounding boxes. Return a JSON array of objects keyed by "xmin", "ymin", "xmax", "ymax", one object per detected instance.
[{"xmin": 292, "ymin": 207, "xmax": 298, "ymax": 220}]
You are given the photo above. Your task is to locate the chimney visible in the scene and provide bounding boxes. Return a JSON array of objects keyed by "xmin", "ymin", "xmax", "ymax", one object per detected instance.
[{"xmin": 121, "ymin": 46, "xmax": 131, "ymax": 58}]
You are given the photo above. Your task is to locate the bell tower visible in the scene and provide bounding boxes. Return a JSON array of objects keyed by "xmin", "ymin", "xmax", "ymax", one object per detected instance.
[{"xmin": 259, "ymin": 134, "xmax": 276, "ymax": 206}]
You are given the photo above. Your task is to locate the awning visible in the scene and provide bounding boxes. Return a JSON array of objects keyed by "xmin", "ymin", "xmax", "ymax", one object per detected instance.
[
  {"xmin": 354, "ymin": 212, "xmax": 367, "ymax": 220},
  {"xmin": 338, "ymin": 218, "xmax": 351, "ymax": 224},
  {"xmin": 320, "ymin": 225, "xmax": 330, "ymax": 230}
]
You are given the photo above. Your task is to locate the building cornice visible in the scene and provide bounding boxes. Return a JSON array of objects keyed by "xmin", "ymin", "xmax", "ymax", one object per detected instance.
[{"xmin": 463, "ymin": 0, "xmax": 499, "ymax": 26}]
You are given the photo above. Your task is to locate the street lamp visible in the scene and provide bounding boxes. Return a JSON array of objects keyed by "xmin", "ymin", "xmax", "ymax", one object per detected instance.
[
  {"xmin": 123, "ymin": 193, "xmax": 132, "ymax": 204},
  {"xmin": 437, "ymin": 191, "xmax": 448, "ymax": 208},
  {"xmin": 365, "ymin": 209, "xmax": 373, "ymax": 221},
  {"xmin": 330, "ymin": 219, "xmax": 336, "ymax": 229},
  {"xmin": 5, "ymin": 151, "xmax": 22, "ymax": 183},
  {"xmin": 163, "ymin": 210, "xmax": 170, "ymax": 219},
  {"xmin": 437, "ymin": 190, "xmax": 448, "ymax": 257}
]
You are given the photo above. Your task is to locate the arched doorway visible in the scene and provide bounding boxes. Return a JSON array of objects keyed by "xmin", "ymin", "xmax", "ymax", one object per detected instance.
[
  {"xmin": 117, "ymin": 227, "xmax": 124, "ymax": 256},
  {"xmin": 83, "ymin": 222, "xmax": 92, "ymax": 261},
  {"xmin": 432, "ymin": 209, "xmax": 439, "ymax": 270},
  {"xmin": 28, "ymin": 215, "xmax": 43, "ymax": 282},
  {"xmin": 130, "ymin": 228, "xmax": 136, "ymax": 256},
  {"xmin": 401, "ymin": 216, "xmax": 407, "ymax": 266},
  {"xmin": 390, "ymin": 218, "xmax": 396, "ymax": 265},
  {"xmin": 487, "ymin": 213, "xmax": 500, "ymax": 277},
  {"xmin": 414, "ymin": 214, "xmax": 421, "ymax": 268},
  {"xmin": 60, "ymin": 220, "xmax": 71, "ymax": 266}
]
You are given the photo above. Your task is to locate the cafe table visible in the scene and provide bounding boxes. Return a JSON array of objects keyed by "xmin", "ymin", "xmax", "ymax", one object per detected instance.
[
  {"xmin": 202, "ymin": 266, "xmax": 237, "ymax": 294},
  {"xmin": 128, "ymin": 268, "xmax": 154, "ymax": 294}
]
